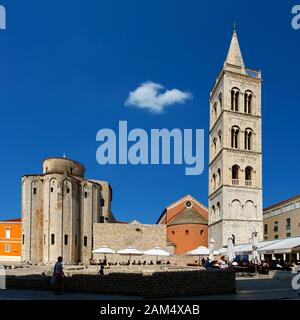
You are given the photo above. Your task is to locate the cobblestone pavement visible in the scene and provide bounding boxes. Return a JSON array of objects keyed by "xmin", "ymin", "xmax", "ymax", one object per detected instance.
[
  {"xmin": 0, "ymin": 289, "xmax": 140, "ymax": 300},
  {"xmin": 0, "ymin": 278, "xmax": 299, "ymax": 300},
  {"xmin": 173, "ymin": 278, "xmax": 300, "ymax": 300}
]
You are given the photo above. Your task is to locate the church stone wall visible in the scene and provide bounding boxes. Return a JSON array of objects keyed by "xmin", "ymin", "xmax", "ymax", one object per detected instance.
[{"xmin": 93, "ymin": 223, "xmax": 167, "ymax": 254}]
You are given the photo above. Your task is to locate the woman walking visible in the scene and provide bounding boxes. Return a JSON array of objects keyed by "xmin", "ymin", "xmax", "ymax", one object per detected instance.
[{"xmin": 53, "ymin": 256, "xmax": 65, "ymax": 295}]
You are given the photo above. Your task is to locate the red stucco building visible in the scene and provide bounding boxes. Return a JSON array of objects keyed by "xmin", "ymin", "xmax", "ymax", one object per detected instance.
[{"xmin": 157, "ymin": 195, "xmax": 208, "ymax": 254}]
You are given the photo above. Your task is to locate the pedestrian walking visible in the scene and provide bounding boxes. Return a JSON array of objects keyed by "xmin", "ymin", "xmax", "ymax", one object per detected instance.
[{"xmin": 53, "ymin": 256, "xmax": 65, "ymax": 295}]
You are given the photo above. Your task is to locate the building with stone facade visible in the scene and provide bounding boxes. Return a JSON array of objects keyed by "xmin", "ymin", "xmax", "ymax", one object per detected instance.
[
  {"xmin": 263, "ymin": 195, "xmax": 300, "ymax": 241},
  {"xmin": 156, "ymin": 195, "xmax": 208, "ymax": 254},
  {"xmin": 208, "ymin": 29, "xmax": 263, "ymax": 248},
  {"xmin": 22, "ymin": 157, "xmax": 113, "ymax": 265}
]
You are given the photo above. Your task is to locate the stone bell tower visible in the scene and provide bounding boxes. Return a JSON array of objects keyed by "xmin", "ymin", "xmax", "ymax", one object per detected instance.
[{"xmin": 208, "ymin": 28, "xmax": 263, "ymax": 248}]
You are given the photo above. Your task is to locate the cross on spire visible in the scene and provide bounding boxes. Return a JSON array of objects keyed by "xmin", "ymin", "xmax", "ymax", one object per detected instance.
[
  {"xmin": 233, "ymin": 20, "xmax": 237, "ymax": 32},
  {"xmin": 224, "ymin": 22, "xmax": 245, "ymax": 68}
]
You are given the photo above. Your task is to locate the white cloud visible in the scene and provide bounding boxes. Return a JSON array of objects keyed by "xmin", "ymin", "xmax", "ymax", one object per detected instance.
[{"xmin": 125, "ymin": 81, "xmax": 193, "ymax": 113}]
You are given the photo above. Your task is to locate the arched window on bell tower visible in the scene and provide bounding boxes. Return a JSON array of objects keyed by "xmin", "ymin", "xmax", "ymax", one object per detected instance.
[
  {"xmin": 213, "ymin": 102, "xmax": 217, "ymax": 119},
  {"xmin": 244, "ymin": 128, "xmax": 253, "ymax": 150},
  {"xmin": 218, "ymin": 93, "xmax": 223, "ymax": 110},
  {"xmin": 231, "ymin": 87, "xmax": 240, "ymax": 111},
  {"xmin": 217, "ymin": 202, "xmax": 221, "ymax": 219},
  {"xmin": 212, "ymin": 205, "xmax": 216, "ymax": 220},
  {"xmin": 217, "ymin": 168, "xmax": 221, "ymax": 186},
  {"xmin": 232, "ymin": 165, "xmax": 240, "ymax": 185},
  {"xmin": 213, "ymin": 137, "xmax": 217, "ymax": 153},
  {"xmin": 231, "ymin": 126, "xmax": 240, "ymax": 148},
  {"xmin": 245, "ymin": 166, "xmax": 253, "ymax": 186},
  {"xmin": 212, "ymin": 173, "xmax": 216, "ymax": 190},
  {"xmin": 244, "ymin": 90, "xmax": 253, "ymax": 114}
]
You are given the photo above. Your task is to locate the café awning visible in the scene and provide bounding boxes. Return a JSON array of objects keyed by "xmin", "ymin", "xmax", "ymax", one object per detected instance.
[{"xmin": 258, "ymin": 237, "xmax": 300, "ymax": 254}]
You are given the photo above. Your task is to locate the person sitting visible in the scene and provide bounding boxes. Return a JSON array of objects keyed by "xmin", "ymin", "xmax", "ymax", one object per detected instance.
[
  {"xmin": 166, "ymin": 261, "xmax": 170, "ymax": 265},
  {"xmin": 259, "ymin": 260, "xmax": 269, "ymax": 274},
  {"xmin": 137, "ymin": 260, "xmax": 141, "ymax": 265},
  {"xmin": 212, "ymin": 260, "xmax": 220, "ymax": 268},
  {"xmin": 149, "ymin": 260, "xmax": 154, "ymax": 265},
  {"xmin": 132, "ymin": 260, "xmax": 136, "ymax": 265},
  {"xmin": 204, "ymin": 258, "xmax": 211, "ymax": 270},
  {"xmin": 219, "ymin": 256, "xmax": 228, "ymax": 269},
  {"xmin": 276, "ymin": 263, "xmax": 283, "ymax": 270},
  {"xmin": 143, "ymin": 261, "xmax": 147, "ymax": 265}
]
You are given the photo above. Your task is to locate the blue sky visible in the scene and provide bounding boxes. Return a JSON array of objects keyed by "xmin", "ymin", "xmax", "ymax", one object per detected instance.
[{"xmin": 0, "ymin": 0, "xmax": 299, "ymax": 223}]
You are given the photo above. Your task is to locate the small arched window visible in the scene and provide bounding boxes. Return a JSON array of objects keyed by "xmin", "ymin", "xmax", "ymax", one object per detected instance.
[
  {"xmin": 231, "ymin": 126, "xmax": 240, "ymax": 148},
  {"xmin": 185, "ymin": 230, "xmax": 189, "ymax": 235},
  {"xmin": 212, "ymin": 173, "xmax": 216, "ymax": 190},
  {"xmin": 51, "ymin": 234, "xmax": 55, "ymax": 245},
  {"xmin": 22, "ymin": 234, "xmax": 25, "ymax": 245},
  {"xmin": 171, "ymin": 230, "xmax": 175, "ymax": 235},
  {"xmin": 218, "ymin": 93, "xmax": 222, "ymax": 109},
  {"xmin": 231, "ymin": 88, "xmax": 240, "ymax": 111},
  {"xmin": 217, "ymin": 168, "xmax": 221, "ymax": 185},
  {"xmin": 244, "ymin": 90, "xmax": 253, "ymax": 114},
  {"xmin": 200, "ymin": 229, "xmax": 204, "ymax": 235},
  {"xmin": 213, "ymin": 137, "xmax": 217, "ymax": 152},
  {"xmin": 245, "ymin": 128, "xmax": 253, "ymax": 150},
  {"xmin": 84, "ymin": 236, "xmax": 88, "ymax": 247},
  {"xmin": 64, "ymin": 234, "xmax": 68, "ymax": 245},
  {"xmin": 212, "ymin": 205, "xmax": 216, "ymax": 219},
  {"xmin": 218, "ymin": 130, "xmax": 222, "ymax": 145},
  {"xmin": 232, "ymin": 165, "xmax": 239, "ymax": 184},
  {"xmin": 213, "ymin": 102, "xmax": 217, "ymax": 118},
  {"xmin": 217, "ymin": 202, "xmax": 221, "ymax": 218},
  {"xmin": 70, "ymin": 167, "xmax": 73, "ymax": 174}
]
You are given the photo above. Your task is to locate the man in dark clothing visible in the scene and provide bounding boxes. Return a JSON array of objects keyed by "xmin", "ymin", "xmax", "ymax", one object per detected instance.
[{"xmin": 98, "ymin": 261, "xmax": 105, "ymax": 275}]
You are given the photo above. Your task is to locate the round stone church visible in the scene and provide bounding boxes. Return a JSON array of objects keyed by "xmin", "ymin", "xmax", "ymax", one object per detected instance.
[{"xmin": 21, "ymin": 157, "xmax": 113, "ymax": 265}]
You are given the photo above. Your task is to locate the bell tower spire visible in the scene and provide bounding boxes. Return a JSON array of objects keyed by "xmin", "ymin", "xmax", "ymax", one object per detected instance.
[{"xmin": 224, "ymin": 25, "xmax": 245, "ymax": 68}]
